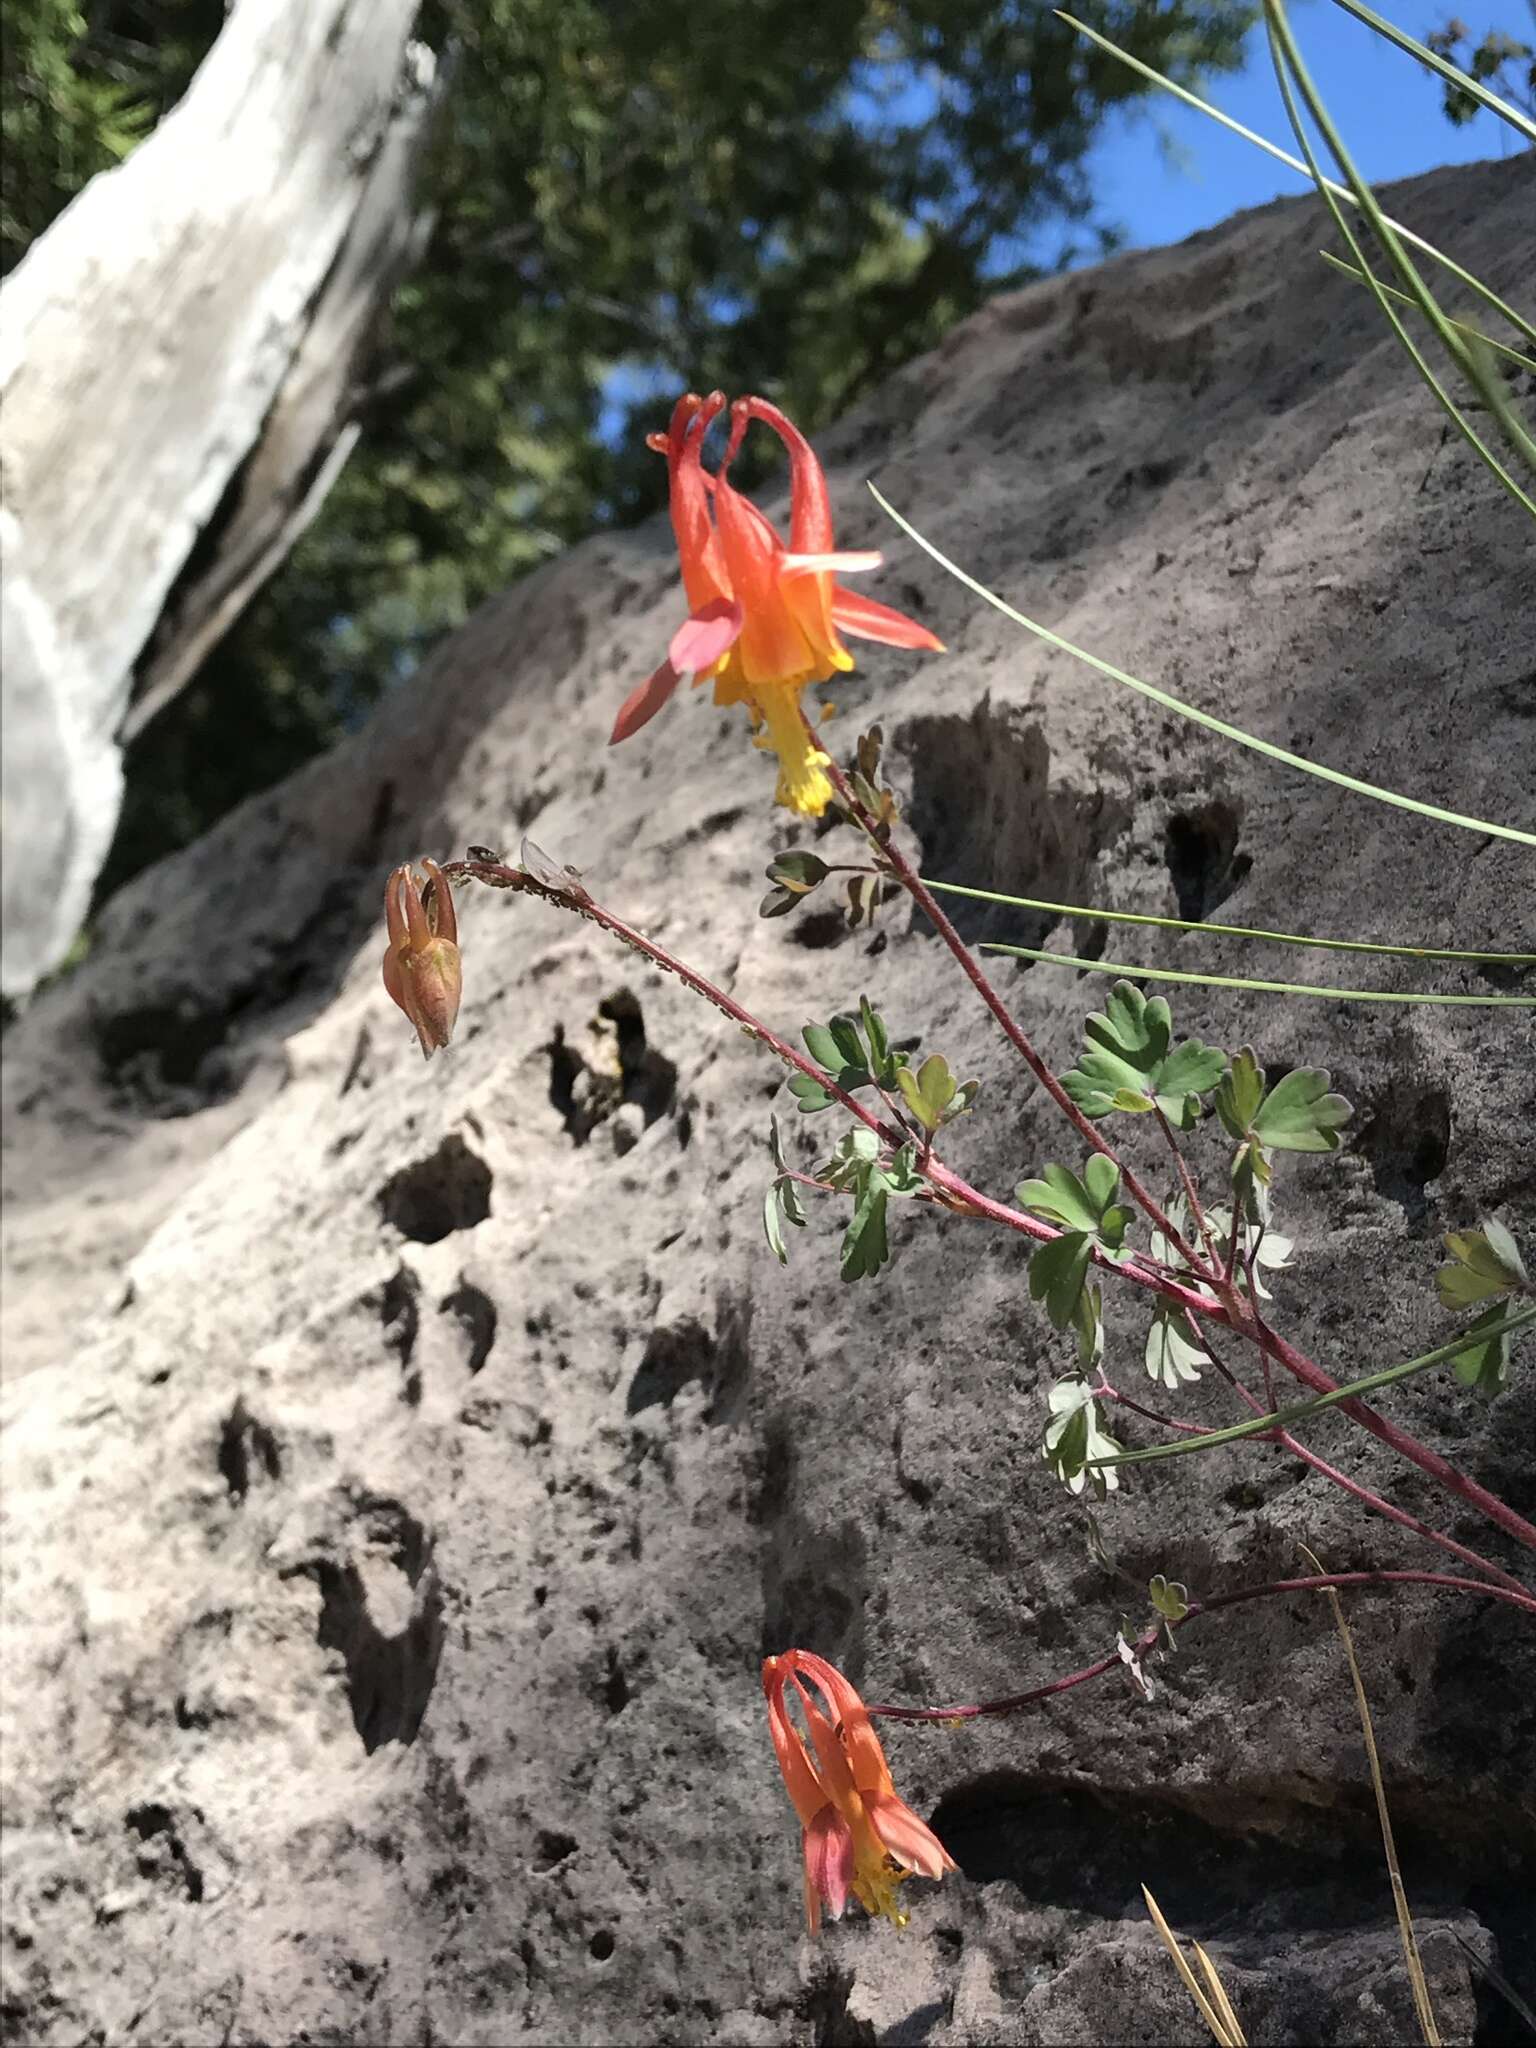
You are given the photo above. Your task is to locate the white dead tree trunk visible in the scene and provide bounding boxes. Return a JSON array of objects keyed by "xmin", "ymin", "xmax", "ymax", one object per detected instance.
[{"xmin": 0, "ymin": 0, "xmax": 438, "ymax": 998}]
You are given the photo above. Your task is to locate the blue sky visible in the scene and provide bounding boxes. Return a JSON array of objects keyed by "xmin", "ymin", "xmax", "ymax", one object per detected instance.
[{"xmin": 1082, "ymin": 2, "xmax": 1528, "ymax": 256}]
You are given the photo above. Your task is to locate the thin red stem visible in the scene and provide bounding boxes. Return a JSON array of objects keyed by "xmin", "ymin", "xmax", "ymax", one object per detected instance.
[
  {"xmin": 1188, "ymin": 1317, "xmax": 1529, "ymax": 1596},
  {"xmin": 867, "ymin": 1570, "xmax": 1536, "ymax": 1723}
]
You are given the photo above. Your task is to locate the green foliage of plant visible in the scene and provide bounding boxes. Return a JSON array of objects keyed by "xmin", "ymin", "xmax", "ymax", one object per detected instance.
[
  {"xmin": 1044, "ymin": 1375, "xmax": 1123, "ymax": 1497},
  {"xmin": 1019, "ymin": 1156, "xmax": 1133, "ymax": 1333},
  {"xmin": 1437, "ymin": 1219, "xmax": 1532, "ymax": 1394},
  {"xmin": 1059, "ymin": 981, "xmax": 1226, "ymax": 1127}
]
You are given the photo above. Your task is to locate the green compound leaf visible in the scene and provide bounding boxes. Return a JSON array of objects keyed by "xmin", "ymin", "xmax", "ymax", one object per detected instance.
[
  {"xmin": 1074, "ymin": 1281, "xmax": 1105, "ymax": 1371},
  {"xmin": 1251, "ymin": 1067, "xmax": 1353, "ymax": 1153},
  {"xmin": 1215, "ymin": 1047, "xmax": 1266, "ymax": 1138},
  {"xmin": 840, "ymin": 1171, "xmax": 891, "ymax": 1283},
  {"xmin": 1018, "ymin": 1157, "xmax": 1133, "ymax": 1249},
  {"xmin": 1438, "ymin": 1220, "xmax": 1531, "ymax": 1309},
  {"xmin": 1029, "ymin": 1232, "xmax": 1095, "ymax": 1331},
  {"xmin": 1146, "ymin": 1305, "xmax": 1206, "ymax": 1388},
  {"xmin": 1149, "ymin": 1574, "xmax": 1190, "ymax": 1622},
  {"xmin": 762, "ymin": 1176, "xmax": 807, "ymax": 1265},
  {"xmin": 766, "ymin": 850, "xmax": 829, "ymax": 896},
  {"xmin": 788, "ymin": 1071, "xmax": 836, "ymax": 1115},
  {"xmin": 1060, "ymin": 981, "xmax": 1225, "ymax": 1129},
  {"xmin": 1453, "ymin": 1301, "xmax": 1517, "ymax": 1396},
  {"xmin": 1043, "ymin": 1376, "xmax": 1123, "ymax": 1499},
  {"xmin": 1020, "ymin": 1157, "xmax": 1134, "ymax": 1332},
  {"xmin": 895, "ymin": 1050, "xmax": 976, "ymax": 1132}
]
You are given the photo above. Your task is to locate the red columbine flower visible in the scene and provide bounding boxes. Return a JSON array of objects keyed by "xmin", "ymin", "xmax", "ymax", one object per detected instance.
[
  {"xmin": 610, "ymin": 394, "xmax": 943, "ymax": 816},
  {"xmin": 762, "ymin": 1650, "xmax": 955, "ymax": 1933},
  {"xmin": 382, "ymin": 859, "xmax": 462, "ymax": 1059}
]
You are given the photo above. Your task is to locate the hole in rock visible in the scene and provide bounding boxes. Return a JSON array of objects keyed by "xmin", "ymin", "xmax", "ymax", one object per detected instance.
[
  {"xmin": 378, "ymin": 1132, "xmax": 492, "ymax": 1243},
  {"xmin": 534, "ymin": 1830, "xmax": 577, "ymax": 1871},
  {"xmin": 903, "ymin": 703, "xmax": 1128, "ymax": 946},
  {"xmin": 625, "ymin": 1299, "xmax": 749, "ymax": 1420},
  {"xmin": 441, "ymin": 1280, "xmax": 497, "ymax": 1376},
  {"xmin": 589, "ymin": 1930, "xmax": 615, "ymax": 1963},
  {"xmin": 216, "ymin": 1398, "xmax": 281, "ymax": 1501},
  {"xmin": 549, "ymin": 992, "xmax": 679, "ymax": 1146},
  {"xmin": 315, "ymin": 1503, "xmax": 445, "ymax": 1754},
  {"xmin": 1164, "ymin": 800, "xmax": 1251, "ymax": 921},
  {"xmin": 96, "ymin": 1000, "xmax": 236, "ymax": 1117},
  {"xmin": 1356, "ymin": 1082, "xmax": 1451, "ymax": 1231}
]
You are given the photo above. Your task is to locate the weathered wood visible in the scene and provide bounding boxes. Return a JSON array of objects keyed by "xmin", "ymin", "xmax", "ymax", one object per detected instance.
[{"xmin": 0, "ymin": 0, "xmax": 432, "ymax": 997}]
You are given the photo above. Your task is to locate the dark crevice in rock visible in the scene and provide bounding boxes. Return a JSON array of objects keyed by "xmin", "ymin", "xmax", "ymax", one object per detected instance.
[
  {"xmin": 1357, "ymin": 1081, "xmax": 1451, "ymax": 1231},
  {"xmin": 125, "ymin": 1802, "xmax": 205, "ymax": 1904},
  {"xmin": 625, "ymin": 1297, "xmax": 749, "ymax": 1420},
  {"xmin": 216, "ymin": 1398, "xmax": 281, "ymax": 1501},
  {"xmin": 930, "ymin": 1769, "xmax": 1529, "ymax": 1917},
  {"xmin": 902, "ymin": 704, "xmax": 1129, "ymax": 946},
  {"xmin": 441, "ymin": 1279, "xmax": 497, "ymax": 1376},
  {"xmin": 547, "ymin": 992, "xmax": 678, "ymax": 1146},
  {"xmin": 315, "ymin": 1503, "xmax": 444, "ymax": 1755},
  {"xmin": 378, "ymin": 1132, "xmax": 492, "ymax": 1243},
  {"xmin": 1165, "ymin": 798, "xmax": 1251, "ymax": 921}
]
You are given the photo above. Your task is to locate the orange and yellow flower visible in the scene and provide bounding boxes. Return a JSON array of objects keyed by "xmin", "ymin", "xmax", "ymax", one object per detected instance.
[
  {"xmin": 610, "ymin": 394, "xmax": 943, "ymax": 816},
  {"xmin": 382, "ymin": 858, "xmax": 462, "ymax": 1059},
  {"xmin": 762, "ymin": 1650, "xmax": 955, "ymax": 1933}
]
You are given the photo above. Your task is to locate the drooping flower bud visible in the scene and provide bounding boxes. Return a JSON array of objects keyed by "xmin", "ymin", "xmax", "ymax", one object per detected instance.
[{"xmin": 382, "ymin": 859, "xmax": 462, "ymax": 1059}]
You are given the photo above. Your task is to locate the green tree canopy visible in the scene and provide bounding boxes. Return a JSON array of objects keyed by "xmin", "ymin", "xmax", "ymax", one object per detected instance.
[{"xmin": 5, "ymin": 0, "xmax": 1257, "ymax": 907}]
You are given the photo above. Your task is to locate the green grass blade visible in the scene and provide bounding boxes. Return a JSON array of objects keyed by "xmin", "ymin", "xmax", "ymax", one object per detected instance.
[
  {"xmin": 924, "ymin": 881, "xmax": 1536, "ymax": 965},
  {"xmin": 1054, "ymin": 11, "xmax": 1536, "ymax": 352},
  {"xmin": 1319, "ymin": 252, "xmax": 1536, "ymax": 376},
  {"xmin": 868, "ymin": 483, "xmax": 1536, "ymax": 849},
  {"xmin": 1328, "ymin": 0, "xmax": 1536, "ymax": 143},
  {"xmin": 1085, "ymin": 1304, "xmax": 1536, "ymax": 1468},
  {"xmin": 1265, "ymin": 0, "xmax": 1536, "ymax": 503},
  {"xmin": 981, "ymin": 942, "xmax": 1535, "ymax": 1006}
]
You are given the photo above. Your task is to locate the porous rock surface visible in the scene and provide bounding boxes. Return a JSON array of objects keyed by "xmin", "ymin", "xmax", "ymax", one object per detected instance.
[{"xmin": 3, "ymin": 157, "xmax": 1534, "ymax": 2047}]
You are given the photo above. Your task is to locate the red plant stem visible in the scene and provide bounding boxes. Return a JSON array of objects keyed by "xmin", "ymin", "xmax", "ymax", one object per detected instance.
[
  {"xmin": 450, "ymin": 856, "xmax": 1536, "ymax": 1567},
  {"xmin": 818, "ymin": 745, "xmax": 1218, "ymax": 1286},
  {"xmin": 1096, "ymin": 1381, "xmax": 1208, "ymax": 1436},
  {"xmin": 815, "ymin": 755, "xmax": 1536, "ymax": 1563},
  {"xmin": 1153, "ymin": 1103, "xmax": 1224, "ymax": 1279},
  {"xmin": 1187, "ymin": 1317, "xmax": 1528, "ymax": 1595},
  {"xmin": 866, "ymin": 1570, "xmax": 1536, "ymax": 1724},
  {"xmin": 1245, "ymin": 1316, "xmax": 1536, "ymax": 1556}
]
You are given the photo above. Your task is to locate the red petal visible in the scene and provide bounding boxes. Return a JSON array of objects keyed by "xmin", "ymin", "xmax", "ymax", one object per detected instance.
[
  {"xmin": 830, "ymin": 586, "xmax": 945, "ymax": 651},
  {"xmin": 609, "ymin": 657, "xmax": 681, "ymax": 744},
  {"xmin": 744, "ymin": 397, "xmax": 835, "ymax": 554},
  {"xmin": 669, "ymin": 598, "xmax": 743, "ymax": 676},
  {"xmin": 864, "ymin": 1791, "xmax": 956, "ymax": 1880},
  {"xmin": 803, "ymin": 1808, "xmax": 855, "ymax": 1924}
]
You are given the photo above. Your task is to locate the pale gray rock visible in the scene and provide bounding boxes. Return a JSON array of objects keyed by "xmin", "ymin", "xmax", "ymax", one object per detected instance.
[{"xmin": 2, "ymin": 158, "xmax": 1533, "ymax": 2046}]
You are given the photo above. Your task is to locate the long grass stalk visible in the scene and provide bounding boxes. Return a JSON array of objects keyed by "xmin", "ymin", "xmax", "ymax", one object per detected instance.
[
  {"xmin": 868, "ymin": 483, "xmax": 1536, "ymax": 849},
  {"xmin": 1084, "ymin": 1305, "xmax": 1536, "ymax": 1471},
  {"xmin": 1300, "ymin": 1545, "xmax": 1441, "ymax": 2046},
  {"xmin": 1326, "ymin": 0, "xmax": 1536, "ymax": 143},
  {"xmin": 1264, "ymin": 0, "xmax": 1536, "ymax": 510},
  {"xmin": 981, "ymin": 941, "xmax": 1535, "ymax": 1006},
  {"xmin": 922, "ymin": 880, "xmax": 1535, "ymax": 965},
  {"xmin": 1054, "ymin": 10, "xmax": 1536, "ymax": 351},
  {"xmin": 1319, "ymin": 253, "xmax": 1536, "ymax": 375}
]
